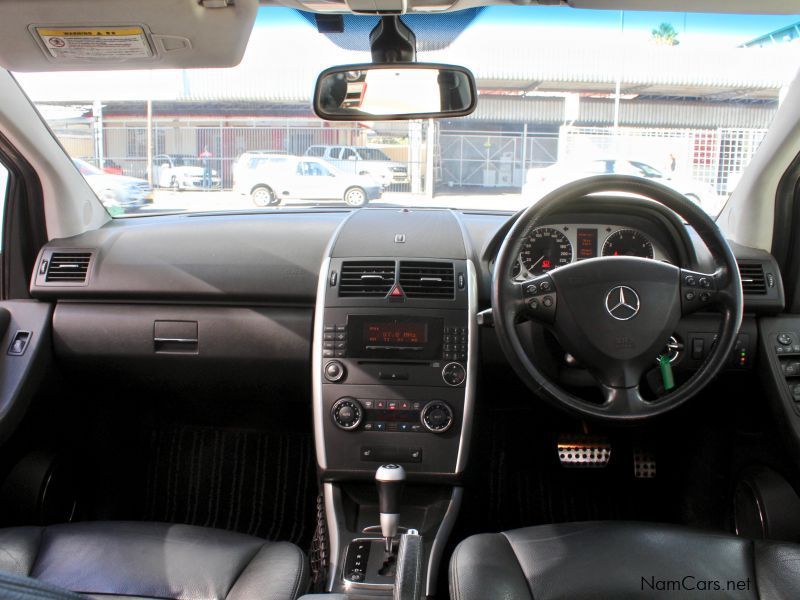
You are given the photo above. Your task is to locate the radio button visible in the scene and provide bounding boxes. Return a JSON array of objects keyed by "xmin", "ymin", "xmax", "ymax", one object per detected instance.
[
  {"xmin": 331, "ymin": 397, "xmax": 363, "ymax": 431},
  {"xmin": 442, "ymin": 362, "xmax": 467, "ymax": 386},
  {"xmin": 421, "ymin": 401, "xmax": 454, "ymax": 433},
  {"xmin": 324, "ymin": 360, "xmax": 346, "ymax": 382}
]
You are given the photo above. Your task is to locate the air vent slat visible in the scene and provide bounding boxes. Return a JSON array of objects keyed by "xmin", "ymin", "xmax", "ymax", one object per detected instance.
[
  {"xmin": 737, "ymin": 262, "xmax": 767, "ymax": 295},
  {"xmin": 339, "ymin": 261, "xmax": 395, "ymax": 297},
  {"xmin": 45, "ymin": 251, "xmax": 92, "ymax": 284},
  {"xmin": 399, "ymin": 261, "xmax": 455, "ymax": 299}
]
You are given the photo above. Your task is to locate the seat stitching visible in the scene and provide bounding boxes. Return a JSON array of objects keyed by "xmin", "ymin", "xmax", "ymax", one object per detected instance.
[
  {"xmin": 27, "ymin": 527, "xmax": 46, "ymax": 578},
  {"xmin": 224, "ymin": 541, "xmax": 270, "ymax": 599},
  {"xmin": 289, "ymin": 545, "xmax": 306, "ymax": 599},
  {"xmin": 501, "ymin": 532, "xmax": 536, "ymax": 600},
  {"xmin": 750, "ymin": 540, "xmax": 763, "ymax": 600},
  {"xmin": 449, "ymin": 542, "xmax": 461, "ymax": 600}
]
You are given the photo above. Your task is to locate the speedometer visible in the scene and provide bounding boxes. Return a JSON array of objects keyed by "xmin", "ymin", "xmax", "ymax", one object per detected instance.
[
  {"xmin": 520, "ymin": 227, "xmax": 573, "ymax": 275},
  {"xmin": 601, "ymin": 229, "xmax": 654, "ymax": 259}
]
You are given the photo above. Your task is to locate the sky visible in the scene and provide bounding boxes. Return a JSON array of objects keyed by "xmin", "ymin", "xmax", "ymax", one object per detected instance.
[{"xmin": 256, "ymin": 6, "xmax": 800, "ymax": 48}]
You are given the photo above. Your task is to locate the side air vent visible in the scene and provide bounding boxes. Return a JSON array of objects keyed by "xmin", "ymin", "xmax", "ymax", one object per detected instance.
[
  {"xmin": 45, "ymin": 251, "xmax": 93, "ymax": 284},
  {"xmin": 339, "ymin": 261, "xmax": 395, "ymax": 297},
  {"xmin": 399, "ymin": 261, "xmax": 455, "ymax": 299},
  {"xmin": 738, "ymin": 262, "xmax": 767, "ymax": 295}
]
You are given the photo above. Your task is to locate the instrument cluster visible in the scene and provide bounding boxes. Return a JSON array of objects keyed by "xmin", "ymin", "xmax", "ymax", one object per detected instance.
[{"xmin": 513, "ymin": 224, "xmax": 671, "ymax": 278}]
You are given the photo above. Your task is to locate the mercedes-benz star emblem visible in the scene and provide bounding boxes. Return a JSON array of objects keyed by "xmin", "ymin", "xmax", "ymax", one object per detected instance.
[{"xmin": 605, "ymin": 286, "xmax": 640, "ymax": 321}]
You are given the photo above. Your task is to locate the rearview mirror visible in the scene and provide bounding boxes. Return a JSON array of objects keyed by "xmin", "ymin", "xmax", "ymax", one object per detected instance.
[{"xmin": 314, "ymin": 63, "xmax": 477, "ymax": 121}]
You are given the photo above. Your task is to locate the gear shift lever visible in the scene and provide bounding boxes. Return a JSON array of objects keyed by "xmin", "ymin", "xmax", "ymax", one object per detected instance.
[{"xmin": 375, "ymin": 464, "xmax": 406, "ymax": 552}]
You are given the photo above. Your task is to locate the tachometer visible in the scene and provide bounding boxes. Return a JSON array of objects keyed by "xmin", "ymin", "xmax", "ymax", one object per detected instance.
[
  {"xmin": 602, "ymin": 229, "xmax": 654, "ymax": 259},
  {"xmin": 520, "ymin": 227, "xmax": 573, "ymax": 275}
]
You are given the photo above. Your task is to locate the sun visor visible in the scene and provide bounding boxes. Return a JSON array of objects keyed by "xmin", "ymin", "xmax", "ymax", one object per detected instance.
[{"xmin": 0, "ymin": 0, "xmax": 258, "ymax": 72}]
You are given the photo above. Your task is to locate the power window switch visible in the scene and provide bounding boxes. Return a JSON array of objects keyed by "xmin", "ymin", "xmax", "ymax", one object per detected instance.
[{"xmin": 7, "ymin": 331, "xmax": 31, "ymax": 356}]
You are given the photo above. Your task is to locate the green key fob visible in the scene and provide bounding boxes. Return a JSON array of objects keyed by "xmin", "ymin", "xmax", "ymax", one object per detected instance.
[{"xmin": 659, "ymin": 355, "xmax": 675, "ymax": 391}]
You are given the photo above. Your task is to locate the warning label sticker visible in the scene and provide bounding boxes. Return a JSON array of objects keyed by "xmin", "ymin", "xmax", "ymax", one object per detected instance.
[{"xmin": 35, "ymin": 27, "xmax": 152, "ymax": 60}]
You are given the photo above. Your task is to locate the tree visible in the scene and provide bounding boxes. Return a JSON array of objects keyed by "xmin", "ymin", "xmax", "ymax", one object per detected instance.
[{"xmin": 651, "ymin": 23, "xmax": 680, "ymax": 46}]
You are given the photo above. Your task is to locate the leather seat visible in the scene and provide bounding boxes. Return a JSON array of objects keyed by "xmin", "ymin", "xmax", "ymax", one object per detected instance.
[
  {"xmin": 0, "ymin": 521, "xmax": 309, "ymax": 600},
  {"xmin": 450, "ymin": 521, "xmax": 800, "ymax": 600}
]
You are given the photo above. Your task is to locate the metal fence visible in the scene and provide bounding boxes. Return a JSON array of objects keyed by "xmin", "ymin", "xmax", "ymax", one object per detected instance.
[
  {"xmin": 53, "ymin": 120, "xmax": 767, "ymax": 198},
  {"xmin": 438, "ymin": 130, "xmax": 558, "ymax": 189},
  {"xmin": 559, "ymin": 126, "xmax": 769, "ymax": 195},
  {"xmin": 61, "ymin": 123, "xmax": 428, "ymax": 193}
]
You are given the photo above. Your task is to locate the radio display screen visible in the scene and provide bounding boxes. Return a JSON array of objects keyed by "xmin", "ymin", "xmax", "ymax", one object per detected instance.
[
  {"xmin": 347, "ymin": 316, "xmax": 443, "ymax": 359},
  {"xmin": 365, "ymin": 321, "xmax": 427, "ymax": 347}
]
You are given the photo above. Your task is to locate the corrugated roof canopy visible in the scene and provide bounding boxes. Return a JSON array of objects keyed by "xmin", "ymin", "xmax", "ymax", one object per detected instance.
[{"xmin": 16, "ymin": 21, "xmax": 800, "ymax": 103}]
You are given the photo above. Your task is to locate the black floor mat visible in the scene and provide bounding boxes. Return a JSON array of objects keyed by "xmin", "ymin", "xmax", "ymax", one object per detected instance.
[{"xmin": 140, "ymin": 425, "xmax": 317, "ymax": 547}]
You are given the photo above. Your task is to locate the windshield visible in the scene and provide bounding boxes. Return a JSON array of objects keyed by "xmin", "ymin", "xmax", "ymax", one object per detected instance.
[{"xmin": 14, "ymin": 7, "xmax": 800, "ymax": 217}]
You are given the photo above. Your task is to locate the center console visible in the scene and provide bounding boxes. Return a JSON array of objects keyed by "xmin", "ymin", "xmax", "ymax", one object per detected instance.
[{"xmin": 311, "ymin": 209, "xmax": 475, "ymax": 596}]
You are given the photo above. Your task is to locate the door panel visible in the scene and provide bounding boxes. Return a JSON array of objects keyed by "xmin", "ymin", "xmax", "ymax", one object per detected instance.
[{"xmin": 0, "ymin": 300, "xmax": 52, "ymax": 443}]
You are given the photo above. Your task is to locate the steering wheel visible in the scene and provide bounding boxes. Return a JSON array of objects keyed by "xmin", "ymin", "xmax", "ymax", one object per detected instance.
[{"xmin": 492, "ymin": 174, "xmax": 743, "ymax": 421}]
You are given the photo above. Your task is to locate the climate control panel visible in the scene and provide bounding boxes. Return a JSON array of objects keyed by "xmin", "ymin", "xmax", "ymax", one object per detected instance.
[{"xmin": 330, "ymin": 397, "xmax": 454, "ymax": 434}]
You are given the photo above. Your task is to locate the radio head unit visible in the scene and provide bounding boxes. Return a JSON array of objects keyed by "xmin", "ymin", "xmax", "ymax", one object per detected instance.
[{"xmin": 347, "ymin": 315, "xmax": 444, "ymax": 360}]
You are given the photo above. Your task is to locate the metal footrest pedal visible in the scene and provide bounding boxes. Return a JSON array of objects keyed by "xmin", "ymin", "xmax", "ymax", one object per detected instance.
[
  {"xmin": 557, "ymin": 434, "xmax": 611, "ymax": 468},
  {"xmin": 633, "ymin": 447, "xmax": 656, "ymax": 479}
]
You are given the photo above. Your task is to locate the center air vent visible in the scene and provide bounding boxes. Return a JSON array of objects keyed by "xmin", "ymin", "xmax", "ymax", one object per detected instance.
[
  {"xmin": 45, "ymin": 251, "xmax": 93, "ymax": 284},
  {"xmin": 339, "ymin": 261, "xmax": 395, "ymax": 297},
  {"xmin": 399, "ymin": 261, "xmax": 455, "ymax": 299},
  {"xmin": 738, "ymin": 262, "xmax": 766, "ymax": 295}
]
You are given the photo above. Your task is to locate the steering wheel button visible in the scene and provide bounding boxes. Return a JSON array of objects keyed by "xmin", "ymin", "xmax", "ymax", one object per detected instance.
[
  {"xmin": 528, "ymin": 299, "xmax": 538, "ymax": 309},
  {"xmin": 684, "ymin": 275, "xmax": 696, "ymax": 286},
  {"xmin": 540, "ymin": 281, "xmax": 551, "ymax": 292},
  {"xmin": 700, "ymin": 292, "xmax": 711, "ymax": 302},
  {"xmin": 699, "ymin": 277, "xmax": 711, "ymax": 288},
  {"xmin": 777, "ymin": 333, "xmax": 793, "ymax": 346},
  {"xmin": 685, "ymin": 291, "xmax": 696, "ymax": 301},
  {"xmin": 526, "ymin": 284, "xmax": 537, "ymax": 295},
  {"xmin": 542, "ymin": 296, "xmax": 554, "ymax": 308}
]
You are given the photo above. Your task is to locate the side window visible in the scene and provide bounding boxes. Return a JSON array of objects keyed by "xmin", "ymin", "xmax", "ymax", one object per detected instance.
[
  {"xmin": 307, "ymin": 147, "xmax": 324, "ymax": 158},
  {"xmin": 329, "ymin": 147, "xmax": 343, "ymax": 159},
  {"xmin": 342, "ymin": 148, "xmax": 357, "ymax": 160},
  {"xmin": 300, "ymin": 162, "xmax": 328, "ymax": 176}
]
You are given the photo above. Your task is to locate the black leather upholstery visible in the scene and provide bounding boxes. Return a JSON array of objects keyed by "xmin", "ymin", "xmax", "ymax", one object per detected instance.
[
  {"xmin": 450, "ymin": 521, "xmax": 800, "ymax": 600},
  {"xmin": 0, "ymin": 521, "xmax": 309, "ymax": 600},
  {"xmin": 0, "ymin": 572, "xmax": 83, "ymax": 600}
]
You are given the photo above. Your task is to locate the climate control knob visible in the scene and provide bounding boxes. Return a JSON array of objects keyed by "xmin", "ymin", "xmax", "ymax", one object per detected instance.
[
  {"xmin": 331, "ymin": 397, "xmax": 363, "ymax": 431},
  {"xmin": 442, "ymin": 362, "xmax": 466, "ymax": 386},
  {"xmin": 421, "ymin": 401, "xmax": 454, "ymax": 433},
  {"xmin": 324, "ymin": 360, "xmax": 346, "ymax": 382}
]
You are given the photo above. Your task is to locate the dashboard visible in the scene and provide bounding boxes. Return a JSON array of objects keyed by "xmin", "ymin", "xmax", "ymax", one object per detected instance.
[{"xmin": 513, "ymin": 223, "xmax": 673, "ymax": 279}]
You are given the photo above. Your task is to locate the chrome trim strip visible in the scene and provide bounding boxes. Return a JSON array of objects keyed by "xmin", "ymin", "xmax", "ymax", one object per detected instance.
[
  {"xmin": 312, "ymin": 211, "xmax": 354, "ymax": 471},
  {"xmin": 425, "ymin": 486, "xmax": 463, "ymax": 596},
  {"xmin": 324, "ymin": 482, "xmax": 343, "ymax": 592},
  {"xmin": 455, "ymin": 260, "xmax": 478, "ymax": 474},
  {"xmin": 312, "ymin": 256, "xmax": 332, "ymax": 470}
]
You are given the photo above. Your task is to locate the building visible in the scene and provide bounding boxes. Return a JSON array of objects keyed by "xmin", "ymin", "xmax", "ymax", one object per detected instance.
[{"xmin": 17, "ymin": 23, "xmax": 800, "ymax": 194}]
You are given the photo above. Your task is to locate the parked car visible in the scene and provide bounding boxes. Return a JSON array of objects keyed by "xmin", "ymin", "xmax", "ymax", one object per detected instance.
[
  {"xmin": 524, "ymin": 158, "xmax": 719, "ymax": 213},
  {"xmin": 231, "ymin": 150, "xmax": 289, "ymax": 189},
  {"xmin": 72, "ymin": 158, "xmax": 153, "ymax": 214},
  {"xmin": 304, "ymin": 145, "xmax": 409, "ymax": 187},
  {"xmin": 234, "ymin": 155, "xmax": 382, "ymax": 207},
  {"xmin": 153, "ymin": 154, "xmax": 221, "ymax": 190}
]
